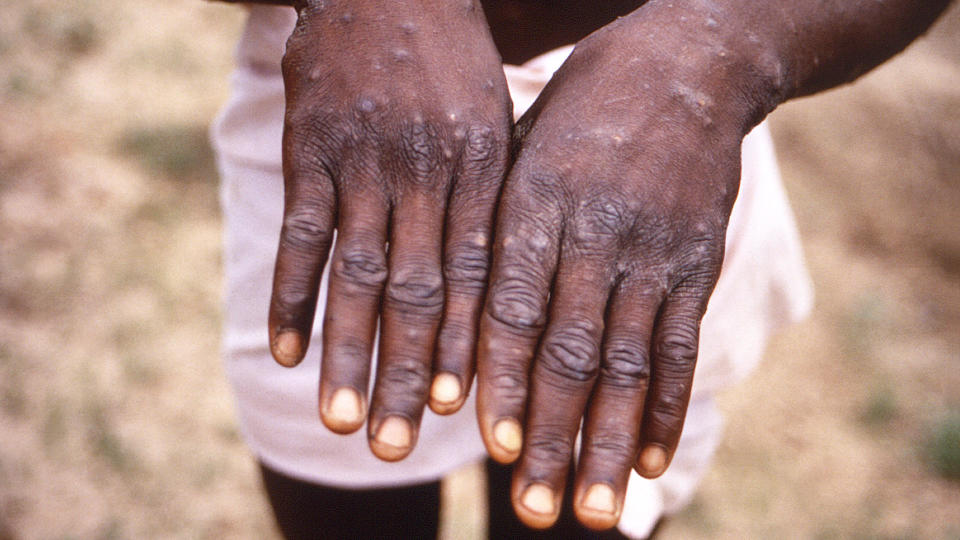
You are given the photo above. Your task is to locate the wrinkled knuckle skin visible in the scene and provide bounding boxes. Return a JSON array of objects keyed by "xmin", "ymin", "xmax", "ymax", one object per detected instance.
[
  {"xmin": 517, "ymin": 168, "xmax": 567, "ymax": 207},
  {"xmin": 378, "ymin": 355, "xmax": 431, "ymax": 397},
  {"xmin": 281, "ymin": 207, "xmax": 333, "ymax": 252},
  {"xmin": 284, "ymin": 119, "xmax": 346, "ymax": 177},
  {"xmin": 526, "ymin": 426, "xmax": 575, "ymax": 465},
  {"xmin": 602, "ymin": 336, "xmax": 651, "ymax": 387},
  {"xmin": 486, "ymin": 281, "xmax": 546, "ymax": 334},
  {"xmin": 436, "ymin": 319, "xmax": 472, "ymax": 356},
  {"xmin": 647, "ymin": 392, "xmax": 688, "ymax": 436},
  {"xmin": 398, "ymin": 121, "xmax": 447, "ymax": 186},
  {"xmin": 444, "ymin": 242, "xmax": 490, "ymax": 293},
  {"xmin": 539, "ymin": 319, "xmax": 600, "ymax": 383},
  {"xmin": 332, "ymin": 245, "xmax": 388, "ymax": 293},
  {"xmin": 385, "ymin": 267, "xmax": 444, "ymax": 317},
  {"xmin": 461, "ymin": 125, "xmax": 506, "ymax": 175},
  {"xmin": 486, "ymin": 369, "xmax": 528, "ymax": 404},
  {"xmin": 571, "ymin": 198, "xmax": 630, "ymax": 250},
  {"xmin": 273, "ymin": 287, "xmax": 315, "ymax": 316},
  {"xmin": 327, "ymin": 338, "xmax": 368, "ymax": 364},
  {"xmin": 655, "ymin": 323, "xmax": 699, "ymax": 373},
  {"xmin": 587, "ymin": 431, "xmax": 638, "ymax": 462}
]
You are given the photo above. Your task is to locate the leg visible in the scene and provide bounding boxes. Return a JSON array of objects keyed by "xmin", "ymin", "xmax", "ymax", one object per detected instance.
[{"xmin": 259, "ymin": 462, "xmax": 441, "ymax": 540}]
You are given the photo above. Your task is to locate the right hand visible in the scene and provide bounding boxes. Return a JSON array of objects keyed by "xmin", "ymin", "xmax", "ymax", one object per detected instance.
[{"xmin": 268, "ymin": 0, "xmax": 512, "ymax": 461}]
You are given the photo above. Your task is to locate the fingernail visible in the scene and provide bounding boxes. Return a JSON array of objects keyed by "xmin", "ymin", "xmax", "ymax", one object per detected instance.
[
  {"xmin": 325, "ymin": 388, "xmax": 364, "ymax": 429},
  {"xmin": 430, "ymin": 373, "xmax": 462, "ymax": 405},
  {"xmin": 272, "ymin": 331, "xmax": 303, "ymax": 367},
  {"xmin": 639, "ymin": 445, "xmax": 668, "ymax": 476},
  {"xmin": 493, "ymin": 418, "xmax": 523, "ymax": 454},
  {"xmin": 581, "ymin": 484, "xmax": 616, "ymax": 515},
  {"xmin": 374, "ymin": 416, "xmax": 412, "ymax": 450},
  {"xmin": 521, "ymin": 483, "xmax": 556, "ymax": 516}
]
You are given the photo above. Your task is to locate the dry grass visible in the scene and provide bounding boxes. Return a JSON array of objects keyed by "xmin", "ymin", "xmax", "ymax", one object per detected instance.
[{"xmin": 1, "ymin": 1, "xmax": 957, "ymax": 539}]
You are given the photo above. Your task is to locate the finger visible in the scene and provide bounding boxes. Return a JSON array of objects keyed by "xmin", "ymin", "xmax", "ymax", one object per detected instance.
[
  {"xmin": 574, "ymin": 280, "xmax": 663, "ymax": 530},
  {"xmin": 476, "ymin": 192, "xmax": 561, "ymax": 464},
  {"xmin": 367, "ymin": 192, "xmax": 446, "ymax": 462},
  {"xmin": 431, "ymin": 126, "xmax": 508, "ymax": 415},
  {"xmin": 636, "ymin": 279, "xmax": 712, "ymax": 478},
  {"xmin": 317, "ymin": 192, "xmax": 390, "ymax": 435},
  {"xmin": 511, "ymin": 257, "xmax": 613, "ymax": 530},
  {"xmin": 268, "ymin": 164, "xmax": 336, "ymax": 368}
]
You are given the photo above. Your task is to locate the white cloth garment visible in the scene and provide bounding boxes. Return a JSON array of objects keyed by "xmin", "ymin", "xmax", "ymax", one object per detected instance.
[{"xmin": 211, "ymin": 6, "xmax": 813, "ymax": 537}]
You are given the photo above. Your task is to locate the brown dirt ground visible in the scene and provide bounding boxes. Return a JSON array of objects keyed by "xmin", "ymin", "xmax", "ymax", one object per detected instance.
[{"xmin": 1, "ymin": 1, "xmax": 957, "ymax": 539}]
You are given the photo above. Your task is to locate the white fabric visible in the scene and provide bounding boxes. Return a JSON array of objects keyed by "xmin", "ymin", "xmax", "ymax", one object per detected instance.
[{"xmin": 212, "ymin": 5, "xmax": 813, "ymax": 536}]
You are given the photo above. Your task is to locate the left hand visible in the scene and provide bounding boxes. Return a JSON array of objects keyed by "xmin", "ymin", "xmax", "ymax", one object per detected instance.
[{"xmin": 475, "ymin": 3, "xmax": 773, "ymax": 530}]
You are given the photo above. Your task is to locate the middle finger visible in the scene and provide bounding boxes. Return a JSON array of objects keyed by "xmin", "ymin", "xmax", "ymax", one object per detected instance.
[
  {"xmin": 512, "ymin": 254, "xmax": 614, "ymax": 529},
  {"xmin": 367, "ymin": 190, "xmax": 446, "ymax": 461}
]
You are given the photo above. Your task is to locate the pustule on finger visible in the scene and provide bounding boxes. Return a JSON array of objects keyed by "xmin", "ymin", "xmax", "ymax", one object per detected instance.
[{"xmin": 320, "ymin": 387, "xmax": 366, "ymax": 433}]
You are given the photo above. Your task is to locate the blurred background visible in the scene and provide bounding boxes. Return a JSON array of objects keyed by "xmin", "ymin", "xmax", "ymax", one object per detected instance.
[{"xmin": 0, "ymin": 1, "xmax": 957, "ymax": 538}]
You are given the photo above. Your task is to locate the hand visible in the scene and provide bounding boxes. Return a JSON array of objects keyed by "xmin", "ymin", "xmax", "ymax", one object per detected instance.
[
  {"xmin": 475, "ymin": 3, "xmax": 772, "ymax": 529},
  {"xmin": 269, "ymin": 0, "xmax": 511, "ymax": 461}
]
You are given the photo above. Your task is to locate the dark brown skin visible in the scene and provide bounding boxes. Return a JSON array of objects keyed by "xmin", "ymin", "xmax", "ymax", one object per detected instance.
[{"xmin": 221, "ymin": 0, "xmax": 951, "ymax": 530}]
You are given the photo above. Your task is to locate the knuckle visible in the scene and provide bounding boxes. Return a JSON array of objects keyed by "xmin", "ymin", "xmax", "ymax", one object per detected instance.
[
  {"xmin": 332, "ymin": 244, "xmax": 388, "ymax": 292},
  {"xmin": 273, "ymin": 286, "xmax": 314, "ymax": 313},
  {"xmin": 655, "ymin": 322, "xmax": 699, "ymax": 371},
  {"xmin": 385, "ymin": 266, "xmax": 444, "ymax": 315},
  {"xmin": 327, "ymin": 337, "xmax": 368, "ymax": 362},
  {"xmin": 588, "ymin": 430, "xmax": 637, "ymax": 460},
  {"xmin": 572, "ymin": 198, "xmax": 629, "ymax": 247},
  {"xmin": 281, "ymin": 206, "xmax": 333, "ymax": 252},
  {"xmin": 285, "ymin": 120, "xmax": 345, "ymax": 174},
  {"xmin": 679, "ymin": 233, "xmax": 724, "ymax": 272},
  {"xmin": 398, "ymin": 121, "xmax": 446, "ymax": 184},
  {"xmin": 489, "ymin": 370, "xmax": 528, "ymax": 402},
  {"xmin": 527, "ymin": 426, "xmax": 575, "ymax": 464},
  {"xmin": 436, "ymin": 318, "xmax": 472, "ymax": 352},
  {"xmin": 539, "ymin": 318, "xmax": 601, "ymax": 383},
  {"xmin": 485, "ymin": 280, "xmax": 546, "ymax": 333},
  {"xmin": 602, "ymin": 335, "xmax": 651, "ymax": 386},
  {"xmin": 648, "ymin": 391, "xmax": 689, "ymax": 432},
  {"xmin": 378, "ymin": 355, "xmax": 430, "ymax": 395},
  {"xmin": 461, "ymin": 125, "xmax": 503, "ymax": 171},
  {"xmin": 514, "ymin": 167, "xmax": 566, "ymax": 205},
  {"xmin": 444, "ymin": 241, "xmax": 490, "ymax": 291}
]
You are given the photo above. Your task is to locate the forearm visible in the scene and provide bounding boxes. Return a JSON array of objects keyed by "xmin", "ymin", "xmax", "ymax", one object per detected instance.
[
  {"xmin": 601, "ymin": 0, "xmax": 950, "ymax": 131},
  {"xmin": 742, "ymin": 0, "xmax": 949, "ymax": 99}
]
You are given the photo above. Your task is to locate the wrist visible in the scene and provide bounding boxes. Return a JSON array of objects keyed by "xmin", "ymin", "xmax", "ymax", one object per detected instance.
[{"xmin": 583, "ymin": 0, "xmax": 790, "ymax": 135}]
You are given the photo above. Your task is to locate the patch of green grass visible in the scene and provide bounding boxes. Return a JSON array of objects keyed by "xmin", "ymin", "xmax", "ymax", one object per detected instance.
[
  {"xmin": 922, "ymin": 411, "xmax": 960, "ymax": 480},
  {"xmin": 117, "ymin": 124, "xmax": 216, "ymax": 181}
]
